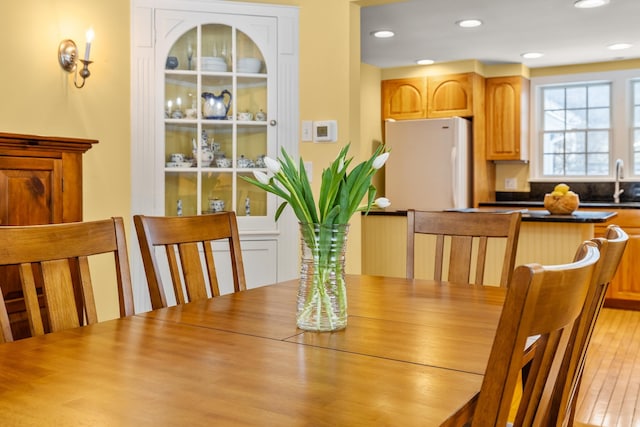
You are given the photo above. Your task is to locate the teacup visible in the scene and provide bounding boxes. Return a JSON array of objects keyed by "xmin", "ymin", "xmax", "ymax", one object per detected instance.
[
  {"xmin": 237, "ymin": 155, "xmax": 252, "ymax": 168},
  {"xmin": 238, "ymin": 112, "xmax": 253, "ymax": 121},
  {"xmin": 209, "ymin": 198, "xmax": 225, "ymax": 212},
  {"xmin": 170, "ymin": 153, "xmax": 185, "ymax": 162},
  {"xmin": 216, "ymin": 157, "xmax": 232, "ymax": 168},
  {"xmin": 185, "ymin": 108, "xmax": 197, "ymax": 119}
]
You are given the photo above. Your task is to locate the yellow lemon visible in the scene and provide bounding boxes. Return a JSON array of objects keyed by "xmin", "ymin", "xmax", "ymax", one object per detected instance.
[
  {"xmin": 554, "ymin": 183, "xmax": 570, "ymax": 194},
  {"xmin": 551, "ymin": 190, "xmax": 564, "ymax": 197}
]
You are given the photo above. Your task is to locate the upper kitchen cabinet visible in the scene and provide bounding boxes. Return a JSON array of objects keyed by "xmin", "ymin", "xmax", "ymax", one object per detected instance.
[
  {"xmin": 427, "ymin": 73, "xmax": 481, "ymax": 118},
  {"xmin": 381, "ymin": 77, "xmax": 427, "ymax": 120},
  {"xmin": 131, "ymin": 0, "xmax": 299, "ymax": 310},
  {"xmin": 485, "ymin": 76, "xmax": 530, "ymax": 161}
]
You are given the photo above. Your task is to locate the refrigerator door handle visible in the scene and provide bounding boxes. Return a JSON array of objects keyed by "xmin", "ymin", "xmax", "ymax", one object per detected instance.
[{"xmin": 451, "ymin": 146, "xmax": 458, "ymax": 207}]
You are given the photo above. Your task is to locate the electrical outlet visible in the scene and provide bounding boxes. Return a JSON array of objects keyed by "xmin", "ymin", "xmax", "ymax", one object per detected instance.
[{"xmin": 505, "ymin": 178, "xmax": 517, "ymax": 190}]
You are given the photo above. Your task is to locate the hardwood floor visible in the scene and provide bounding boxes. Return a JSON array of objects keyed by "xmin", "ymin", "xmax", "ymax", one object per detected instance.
[{"xmin": 574, "ymin": 308, "xmax": 640, "ymax": 427}]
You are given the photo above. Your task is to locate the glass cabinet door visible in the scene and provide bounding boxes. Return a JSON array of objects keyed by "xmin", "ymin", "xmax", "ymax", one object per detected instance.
[{"xmin": 161, "ymin": 17, "xmax": 276, "ymax": 225}]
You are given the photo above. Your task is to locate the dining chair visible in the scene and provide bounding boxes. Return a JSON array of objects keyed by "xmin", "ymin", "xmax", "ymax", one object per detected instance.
[
  {"xmin": 406, "ymin": 209, "xmax": 521, "ymax": 287},
  {"xmin": 469, "ymin": 240, "xmax": 600, "ymax": 426},
  {"xmin": 541, "ymin": 224, "xmax": 628, "ymax": 427},
  {"xmin": 0, "ymin": 217, "xmax": 135, "ymax": 343},
  {"xmin": 133, "ymin": 212, "xmax": 246, "ymax": 309}
]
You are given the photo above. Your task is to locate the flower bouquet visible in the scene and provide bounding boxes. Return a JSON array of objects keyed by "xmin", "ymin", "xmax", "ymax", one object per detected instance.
[{"xmin": 241, "ymin": 144, "xmax": 389, "ymax": 331}]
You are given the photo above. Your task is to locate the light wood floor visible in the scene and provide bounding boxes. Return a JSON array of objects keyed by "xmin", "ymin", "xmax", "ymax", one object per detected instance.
[{"xmin": 574, "ymin": 308, "xmax": 640, "ymax": 427}]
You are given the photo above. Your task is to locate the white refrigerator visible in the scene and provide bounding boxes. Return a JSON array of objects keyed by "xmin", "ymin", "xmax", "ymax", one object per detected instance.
[{"xmin": 384, "ymin": 117, "xmax": 472, "ymax": 211}]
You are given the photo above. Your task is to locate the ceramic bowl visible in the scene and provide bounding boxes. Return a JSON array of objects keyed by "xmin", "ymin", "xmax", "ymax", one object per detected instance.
[{"xmin": 237, "ymin": 58, "xmax": 262, "ymax": 73}]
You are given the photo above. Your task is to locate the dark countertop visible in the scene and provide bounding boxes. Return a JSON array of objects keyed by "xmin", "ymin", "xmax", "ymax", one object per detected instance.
[
  {"xmin": 481, "ymin": 201, "xmax": 640, "ymax": 209},
  {"xmin": 363, "ymin": 208, "xmax": 617, "ymax": 223}
]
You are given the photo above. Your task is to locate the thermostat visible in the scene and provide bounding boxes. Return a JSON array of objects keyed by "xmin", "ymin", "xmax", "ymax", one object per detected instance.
[{"xmin": 313, "ymin": 120, "xmax": 337, "ymax": 142}]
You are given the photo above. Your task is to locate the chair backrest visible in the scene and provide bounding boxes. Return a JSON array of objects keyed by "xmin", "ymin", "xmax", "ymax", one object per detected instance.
[
  {"xmin": 133, "ymin": 212, "xmax": 246, "ymax": 310},
  {"xmin": 543, "ymin": 224, "xmax": 628, "ymax": 426},
  {"xmin": 406, "ymin": 210, "xmax": 521, "ymax": 287},
  {"xmin": 470, "ymin": 241, "xmax": 600, "ymax": 427},
  {"xmin": 0, "ymin": 217, "xmax": 135, "ymax": 343}
]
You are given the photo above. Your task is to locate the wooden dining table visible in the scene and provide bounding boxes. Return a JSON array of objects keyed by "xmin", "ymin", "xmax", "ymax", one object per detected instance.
[{"xmin": 0, "ymin": 275, "xmax": 506, "ymax": 426}]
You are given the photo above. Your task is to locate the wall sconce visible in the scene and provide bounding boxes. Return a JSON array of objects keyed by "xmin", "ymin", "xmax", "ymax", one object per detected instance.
[{"xmin": 58, "ymin": 28, "xmax": 94, "ymax": 88}]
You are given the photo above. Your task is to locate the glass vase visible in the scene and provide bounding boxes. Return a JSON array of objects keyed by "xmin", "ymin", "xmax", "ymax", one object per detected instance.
[{"xmin": 297, "ymin": 223, "xmax": 350, "ymax": 332}]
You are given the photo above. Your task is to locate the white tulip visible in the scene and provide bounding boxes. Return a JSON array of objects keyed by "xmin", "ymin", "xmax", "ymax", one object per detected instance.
[
  {"xmin": 374, "ymin": 197, "xmax": 391, "ymax": 208},
  {"xmin": 253, "ymin": 170, "xmax": 271, "ymax": 185},
  {"xmin": 372, "ymin": 152, "xmax": 389, "ymax": 169},
  {"xmin": 264, "ymin": 156, "xmax": 281, "ymax": 174}
]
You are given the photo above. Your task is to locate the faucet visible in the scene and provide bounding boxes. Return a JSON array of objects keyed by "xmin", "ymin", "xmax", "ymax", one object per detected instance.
[{"xmin": 614, "ymin": 158, "xmax": 624, "ymax": 203}]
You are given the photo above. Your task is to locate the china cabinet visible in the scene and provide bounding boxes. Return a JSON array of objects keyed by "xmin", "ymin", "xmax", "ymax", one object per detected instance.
[
  {"xmin": 485, "ymin": 76, "xmax": 530, "ymax": 161},
  {"xmin": 132, "ymin": 0, "xmax": 299, "ymax": 311},
  {"xmin": 0, "ymin": 132, "xmax": 96, "ymax": 338}
]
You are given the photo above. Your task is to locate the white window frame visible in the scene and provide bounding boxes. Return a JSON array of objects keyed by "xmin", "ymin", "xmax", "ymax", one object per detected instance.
[{"xmin": 530, "ymin": 68, "xmax": 640, "ymax": 182}]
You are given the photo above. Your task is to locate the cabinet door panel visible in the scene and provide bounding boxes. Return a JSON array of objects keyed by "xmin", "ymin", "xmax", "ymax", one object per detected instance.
[
  {"xmin": 427, "ymin": 73, "xmax": 474, "ymax": 118},
  {"xmin": 0, "ymin": 157, "xmax": 62, "ymax": 226},
  {"xmin": 485, "ymin": 76, "xmax": 529, "ymax": 161},
  {"xmin": 381, "ymin": 77, "xmax": 427, "ymax": 120}
]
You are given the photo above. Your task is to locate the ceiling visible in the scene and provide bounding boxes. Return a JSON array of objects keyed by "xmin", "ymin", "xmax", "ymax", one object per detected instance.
[{"xmin": 360, "ymin": 0, "xmax": 640, "ymax": 69}]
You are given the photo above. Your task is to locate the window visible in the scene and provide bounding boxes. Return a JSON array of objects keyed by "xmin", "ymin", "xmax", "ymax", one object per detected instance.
[
  {"xmin": 541, "ymin": 83, "xmax": 610, "ymax": 176},
  {"xmin": 531, "ymin": 69, "xmax": 640, "ymax": 181}
]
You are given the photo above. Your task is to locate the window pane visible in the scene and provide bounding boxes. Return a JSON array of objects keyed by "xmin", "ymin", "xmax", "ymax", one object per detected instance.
[
  {"xmin": 635, "ymin": 152, "xmax": 640, "ymax": 175},
  {"xmin": 588, "ymin": 107, "xmax": 610, "ymax": 128},
  {"xmin": 543, "ymin": 132, "xmax": 565, "ymax": 153},
  {"xmin": 634, "ymin": 81, "xmax": 640, "ymax": 104},
  {"xmin": 567, "ymin": 86, "xmax": 587, "ymax": 109},
  {"xmin": 565, "ymin": 132, "xmax": 585, "ymax": 152},
  {"xmin": 587, "ymin": 153, "xmax": 608, "ymax": 175},
  {"xmin": 544, "ymin": 111, "xmax": 565, "ymax": 131},
  {"xmin": 587, "ymin": 131, "xmax": 609, "ymax": 152},
  {"xmin": 588, "ymin": 84, "xmax": 610, "ymax": 108},
  {"xmin": 635, "ymin": 106, "xmax": 640, "ymax": 127},
  {"xmin": 543, "ymin": 154, "xmax": 563, "ymax": 175},
  {"xmin": 544, "ymin": 88, "xmax": 565, "ymax": 110},
  {"xmin": 566, "ymin": 109, "xmax": 586, "ymax": 129},
  {"xmin": 566, "ymin": 154, "xmax": 586, "ymax": 175}
]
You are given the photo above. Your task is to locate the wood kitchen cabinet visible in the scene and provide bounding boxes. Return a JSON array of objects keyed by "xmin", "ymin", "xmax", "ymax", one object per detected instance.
[
  {"xmin": 0, "ymin": 132, "xmax": 97, "ymax": 338},
  {"xmin": 485, "ymin": 76, "xmax": 529, "ymax": 161},
  {"xmin": 592, "ymin": 209, "xmax": 640, "ymax": 309},
  {"xmin": 381, "ymin": 77, "xmax": 427, "ymax": 120},
  {"xmin": 427, "ymin": 72, "xmax": 481, "ymax": 118}
]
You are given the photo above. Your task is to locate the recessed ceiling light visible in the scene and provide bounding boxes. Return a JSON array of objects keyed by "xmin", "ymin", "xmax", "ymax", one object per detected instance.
[
  {"xmin": 416, "ymin": 59, "xmax": 435, "ymax": 65},
  {"xmin": 574, "ymin": 0, "xmax": 610, "ymax": 8},
  {"xmin": 456, "ymin": 19, "xmax": 483, "ymax": 28},
  {"xmin": 608, "ymin": 43, "xmax": 632, "ymax": 50},
  {"xmin": 521, "ymin": 52, "xmax": 544, "ymax": 59},
  {"xmin": 371, "ymin": 30, "xmax": 395, "ymax": 38}
]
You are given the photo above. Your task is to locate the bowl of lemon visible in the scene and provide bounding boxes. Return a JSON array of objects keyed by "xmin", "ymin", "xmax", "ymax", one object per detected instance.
[{"xmin": 544, "ymin": 183, "xmax": 580, "ymax": 215}]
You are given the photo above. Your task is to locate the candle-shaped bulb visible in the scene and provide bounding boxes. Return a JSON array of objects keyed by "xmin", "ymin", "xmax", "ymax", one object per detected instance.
[
  {"xmin": 167, "ymin": 100, "xmax": 173, "ymax": 112},
  {"xmin": 176, "ymin": 97, "xmax": 182, "ymax": 109},
  {"xmin": 84, "ymin": 28, "xmax": 95, "ymax": 61}
]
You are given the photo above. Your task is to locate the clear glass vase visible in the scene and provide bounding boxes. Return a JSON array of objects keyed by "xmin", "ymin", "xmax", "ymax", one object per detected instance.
[{"xmin": 297, "ymin": 223, "xmax": 349, "ymax": 331}]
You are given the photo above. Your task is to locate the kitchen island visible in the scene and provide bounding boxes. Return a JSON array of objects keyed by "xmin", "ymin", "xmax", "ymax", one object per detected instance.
[
  {"xmin": 480, "ymin": 201, "xmax": 640, "ymax": 309},
  {"xmin": 361, "ymin": 209, "xmax": 616, "ymax": 286}
]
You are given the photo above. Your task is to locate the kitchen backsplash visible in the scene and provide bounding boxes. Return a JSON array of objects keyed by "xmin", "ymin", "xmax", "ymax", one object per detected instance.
[{"xmin": 497, "ymin": 182, "xmax": 640, "ymax": 203}]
